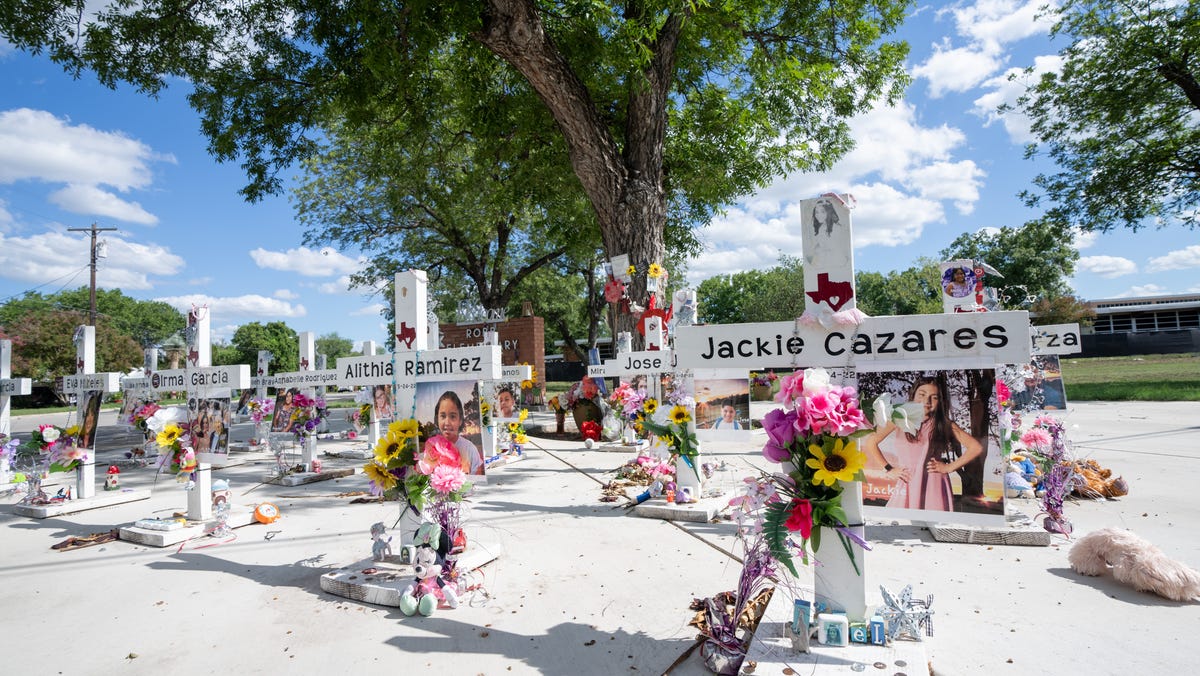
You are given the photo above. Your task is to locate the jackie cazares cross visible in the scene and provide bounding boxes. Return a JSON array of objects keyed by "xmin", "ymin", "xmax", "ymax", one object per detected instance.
[{"xmin": 672, "ymin": 194, "xmax": 1030, "ymax": 626}]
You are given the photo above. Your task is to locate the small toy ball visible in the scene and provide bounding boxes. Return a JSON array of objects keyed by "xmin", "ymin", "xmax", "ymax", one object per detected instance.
[
  {"xmin": 254, "ymin": 502, "xmax": 280, "ymax": 524},
  {"xmin": 584, "ymin": 438, "xmax": 594, "ymax": 449}
]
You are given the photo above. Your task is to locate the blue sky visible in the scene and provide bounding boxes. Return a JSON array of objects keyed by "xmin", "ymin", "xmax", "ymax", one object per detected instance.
[{"xmin": 2, "ymin": 1, "xmax": 1198, "ymax": 352}]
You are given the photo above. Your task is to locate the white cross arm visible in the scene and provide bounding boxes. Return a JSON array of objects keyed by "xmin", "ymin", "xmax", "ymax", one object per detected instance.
[
  {"xmin": 338, "ymin": 344, "xmax": 501, "ymax": 388},
  {"xmin": 674, "ymin": 311, "xmax": 1032, "ymax": 369},
  {"xmin": 501, "ymin": 365, "xmax": 533, "ymax": 382},
  {"xmin": 250, "ymin": 376, "xmax": 277, "ymax": 389},
  {"xmin": 1030, "ymin": 323, "xmax": 1082, "ymax": 356},
  {"xmin": 147, "ymin": 365, "xmax": 251, "ymax": 393},
  {"xmin": 589, "ymin": 350, "xmax": 673, "ymax": 378},
  {"xmin": 121, "ymin": 376, "xmax": 151, "ymax": 394},
  {"xmin": 62, "ymin": 372, "xmax": 121, "ymax": 394},
  {"xmin": 271, "ymin": 369, "xmax": 339, "ymax": 388},
  {"xmin": 1, "ymin": 377, "xmax": 32, "ymax": 396}
]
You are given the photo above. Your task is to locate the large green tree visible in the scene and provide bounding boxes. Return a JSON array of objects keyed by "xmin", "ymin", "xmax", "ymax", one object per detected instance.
[
  {"xmin": 1, "ymin": 310, "xmax": 141, "ymax": 380},
  {"xmin": 315, "ymin": 332, "xmax": 355, "ymax": 363},
  {"xmin": 1009, "ymin": 0, "xmax": 1200, "ymax": 231},
  {"xmin": 940, "ymin": 218, "xmax": 1079, "ymax": 308},
  {"xmin": 2, "ymin": 0, "xmax": 911, "ymax": 343},
  {"xmin": 0, "ymin": 288, "xmax": 184, "ymax": 348},
  {"xmin": 854, "ymin": 259, "xmax": 942, "ymax": 317},
  {"xmin": 228, "ymin": 322, "xmax": 299, "ymax": 374},
  {"xmin": 696, "ymin": 255, "xmax": 806, "ymax": 323}
]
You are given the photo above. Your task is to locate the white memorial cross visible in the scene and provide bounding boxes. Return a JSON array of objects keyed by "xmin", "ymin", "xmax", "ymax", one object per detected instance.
[
  {"xmin": 61, "ymin": 325, "xmax": 122, "ymax": 500},
  {"xmin": 144, "ymin": 308, "xmax": 250, "ymax": 521},
  {"xmin": 270, "ymin": 331, "xmax": 339, "ymax": 471},
  {"xmin": 674, "ymin": 194, "xmax": 1031, "ymax": 621},
  {"xmin": 1, "ymin": 340, "xmax": 32, "ymax": 486},
  {"xmin": 336, "ymin": 270, "xmax": 501, "ymax": 467}
]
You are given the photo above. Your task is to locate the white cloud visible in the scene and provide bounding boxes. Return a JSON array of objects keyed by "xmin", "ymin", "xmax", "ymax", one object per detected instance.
[
  {"xmin": 1077, "ymin": 255, "xmax": 1137, "ymax": 278},
  {"xmin": 913, "ymin": 41, "xmax": 1004, "ymax": 98},
  {"xmin": 1072, "ymin": 227, "xmax": 1098, "ymax": 250},
  {"xmin": 0, "ymin": 108, "xmax": 173, "ymax": 223},
  {"xmin": 0, "ymin": 230, "xmax": 183, "ymax": 290},
  {"xmin": 249, "ymin": 245, "xmax": 364, "ymax": 277},
  {"xmin": 949, "ymin": 0, "xmax": 1056, "ymax": 46},
  {"xmin": 350, "ymin": 303, "xmax": 386, "ymax": 317},
  {"xmin": 1117, "ymin": 284, "xmax": 1168, "ymax": 298},
  {"xmin": 48, "ymin": 183, "xmax": 158, "ymax": 225},
  {"xmin": 318, "ymin": 275, "xmax": 355, "ymax": 294},
  {"xmin": 972, "ymin": 54, "xmax": 1063, "ymax": 144},
  {"xmin": 1147, "ymin": 245, "xmax": 1200, "ymax": 272},
  {"xmin": 154, "ymin": 293, "xmax": 307, "ymax": 325},
  {"xmin": 188, "ymin": 276, "xmax": 212, "ymax": 285},
  {"xmin": 273, "ymin": 288, "xmax": 299, "ymax": 300}
]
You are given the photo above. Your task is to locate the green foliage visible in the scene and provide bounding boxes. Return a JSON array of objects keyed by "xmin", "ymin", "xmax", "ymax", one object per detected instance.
[
  {"xmin": 210, "ymin": 340, "xmax": 242, "ymax": 366},
  {"xmin": 763, "ymin": 500, "xmax": 800, "ymax": 578},
  {"xmin": 2, "ymin": 310, "xmax": 141, "ymax": 379},
  {"xmin": 0, "ymin": 287, "xmax": 184, "ymax": 348},
  {"xmin": 1009, "ymin": 0, "xmax": 1200, "ymax": 231},
  {"xmin": 315, "ymin": 332, "xmax": 355, "ymax": 363},
  {"xmin": 696, "ymin": 255, "xmax": 806, "ymax": 323},
  {"xmin": 939, "ymin": 218, "xmax": 1079, "ymax": 307},
  {"xmin": 0, "ymin": 0, "xmax": 912, "ymax": 348},
  {"xmin": 854, "ymin": 259, "xmax": 942, "ymax": 317},
  {"xmin": 1029, "ymin": 294, "xmax": 1096, "ymax": 327},
  {"xmin": 228, "ymin": 322, "xmax": 299, "ymax": 374}
]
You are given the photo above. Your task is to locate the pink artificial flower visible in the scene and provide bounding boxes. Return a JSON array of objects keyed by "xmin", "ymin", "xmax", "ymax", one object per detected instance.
[
  {"xmin": 762, "ymin": 408, "xmax": 798, "ymax": 462},
  {"xmin": 429, "ymin": 464, "xmax": 466, "ymax": 494},
  {"xmin": 420, "ymin": 436, "xmax": 463, "ymax": 474},
  {"xmin": 996, "ymin": 381, "xmax": 1011, "ymax": 405},
  {"xmin": 784, "ymin": 499, "xmax": 813, "ymax": 539},
  {"xmin": 774, "ymin": 371, "xmax": 805, "ymax": 408},
  {"xmin": 1021, "ymin": 428, "xmax": 1053, "ymax": 451}
]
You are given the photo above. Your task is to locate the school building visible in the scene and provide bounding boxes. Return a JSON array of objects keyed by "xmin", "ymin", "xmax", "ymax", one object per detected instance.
[{"xmin": 1083, "ymin": 292, "xmax": 1200, "ymax": 356}]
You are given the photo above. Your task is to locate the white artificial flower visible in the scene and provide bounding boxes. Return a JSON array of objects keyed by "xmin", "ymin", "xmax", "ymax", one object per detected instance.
[
  {"xmin": 894, "ymin": 402, "xmax": 926, "ymax": 435},
  {"xmin": 145, "ymin": 406, "xmax": 186, "ymax": 433},
  {"xmin": 872, "ymin": 395, "xmax": 894, "ymax": 429},
  {"xmin": 41, "ymin": 427, "xmax": 61, "ymax": 443},
  {"xmin": 802, "ymin": 367, "xmax": 831, "ymax": 396}
]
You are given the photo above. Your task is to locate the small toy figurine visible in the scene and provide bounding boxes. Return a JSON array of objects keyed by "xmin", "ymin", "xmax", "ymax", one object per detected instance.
[
  {"xmin": 370, "ymin": 522, "xmax": 392, "ymax": 562},
  {"xmin": 104, "ymin": 465, "xmax": 121, "ymax": 491},
  {"xmin": 211, "ymin": 479, "xmax": 231, "ymax": 508}
]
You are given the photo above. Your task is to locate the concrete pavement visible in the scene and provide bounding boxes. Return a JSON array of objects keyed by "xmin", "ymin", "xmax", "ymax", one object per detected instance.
[{"xmin": 2, "ymin": 401, "xmax": 1198, "ymax": 675}]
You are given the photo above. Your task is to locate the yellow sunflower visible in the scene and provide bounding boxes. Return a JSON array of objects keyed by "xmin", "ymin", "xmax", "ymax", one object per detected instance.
[
  {"xmin": 643, "ymin": 398, "xmax": 659, "ymax": 414},
  {"xmin": 518, "ymin": 408, "xmax": 529, "ymax": 422},
  {"xmin": 513, "ymin": 433, "xmax": 528, "ymax": 445},
  {"xmin": 508, "ymin": 422, "xmax": 521, "ymax": 434},
  {"xmin": 374, "ymin": 432, "xmax": 404, "ymax": 464},
  {"xmin": 65, "ymin": 425, "xmax": 81, "ymax": 437},
  {"xmin": 647, "ymin": 263, "xmax": 664, "ymax": 278},
  {"xmin": 626, "ymin": 264, "xmax": 637, "ymax": 277},
  {"xmin": 363, "ymin": 462, "xmax": 397, "ymax": 491},
  {"xmin": 389, "ymin": 419, "xmax": 420, "ymax": 439},
  {"xmin": 669, "ymin": 405, "xmax": 690, "ymax": 424},
  {"xmin": 157, "ymin": 424, "xmax": 184, "ymax": 447},
  {"xmin": 805, "ymin": 438, "xmax": 864, "ymax": 487}
]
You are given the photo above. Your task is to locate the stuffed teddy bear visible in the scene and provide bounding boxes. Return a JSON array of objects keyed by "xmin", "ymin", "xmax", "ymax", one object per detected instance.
[
  {"xmin": 1004, "ymin": 462, "xmax": 1037, "ymax": 499},
  {"xmin": 1071, "ymin": 459, "xmax": 1129, "ymax": 499}
]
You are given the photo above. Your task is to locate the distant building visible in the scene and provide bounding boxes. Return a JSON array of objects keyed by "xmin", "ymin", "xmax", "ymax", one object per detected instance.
[{"xmin": 1083, "ymin": 293, "xmax": 1200, "ymax": 356}]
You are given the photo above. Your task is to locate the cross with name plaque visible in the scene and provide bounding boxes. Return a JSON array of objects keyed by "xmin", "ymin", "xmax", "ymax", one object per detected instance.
[
  {"xmin": 674, "ymin": 194, "xmax": 1031, "ymax": 622},
  {"xmin": 1, "ymin": 340, "xmax": 32, "ymax": 489},
  {"xmin": 268, "ymin": 331, "xmax": 339, "ymax": 473},
  {"xmin": 336, "ymin": 270, "xmax": 501, "ymax": 473},
  {"xmin": 12, "ymin": 326, "xmax": 152, "ymax": 518}
]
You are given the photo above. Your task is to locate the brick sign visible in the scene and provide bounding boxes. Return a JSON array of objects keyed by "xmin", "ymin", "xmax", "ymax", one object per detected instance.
[{"xmin": 438, "ymin": 316, "xmax": 545, "ymax": 387}]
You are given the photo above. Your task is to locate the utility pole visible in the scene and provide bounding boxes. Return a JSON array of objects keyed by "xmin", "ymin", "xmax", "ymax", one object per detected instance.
[{"xmin": 68, "ymin": 222, "xmax": 118, "ymax": 326}]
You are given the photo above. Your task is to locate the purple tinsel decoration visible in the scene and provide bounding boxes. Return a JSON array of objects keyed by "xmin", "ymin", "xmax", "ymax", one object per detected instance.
[{"xmin": 1037, "ymin": 418, "xmax": 1076, "ymax": 535}]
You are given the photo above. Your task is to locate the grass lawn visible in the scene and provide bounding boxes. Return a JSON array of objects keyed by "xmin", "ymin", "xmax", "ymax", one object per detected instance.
[{"xmin": 1062, "ymin": 352, "xmax": 1200, "ymax": 401}]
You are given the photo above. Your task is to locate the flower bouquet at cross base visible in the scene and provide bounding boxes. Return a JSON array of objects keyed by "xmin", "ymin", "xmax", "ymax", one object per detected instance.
[
  {"xmin": 288, "ymin": 393, "xmax": 327, "ymax": 439},
  {"xmin": 155, "ymin": 422, "xmax": 198, "ymax": 483},
  {"xmin": 504, "ymin": 409, "xmax": 530, "ymax": 450},
  {"xmin": 19, "ymin": 424, "xmax": 88, "ymax": 475},
  {"xmin": 247, "ymin": 397, "xmax": 275, "ymax": 424},
  {"xmin": 1012, "ymin": 415, "xmax": 1078, "ymax": 535},
  {"xmin": 636, "ymin": 396, "xmax": 701, "ymax": 484},
  {"xmin": 694, "ymin": 477, "xmax": 781, "ymax": 673},
  {"xmin": 364, "ymin": 419, "xmax": 474, "ymax": 513},
  {"xmin": 126, "ymin": 401, "xmax": 161, "ymax": 436},
  {"xmin": 759, "ymin": 367, "xmax": 923, "ymax": 577},
  {"xmin": 609, "ymin": 380, "xmax": 648, "ymax": 440}
]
